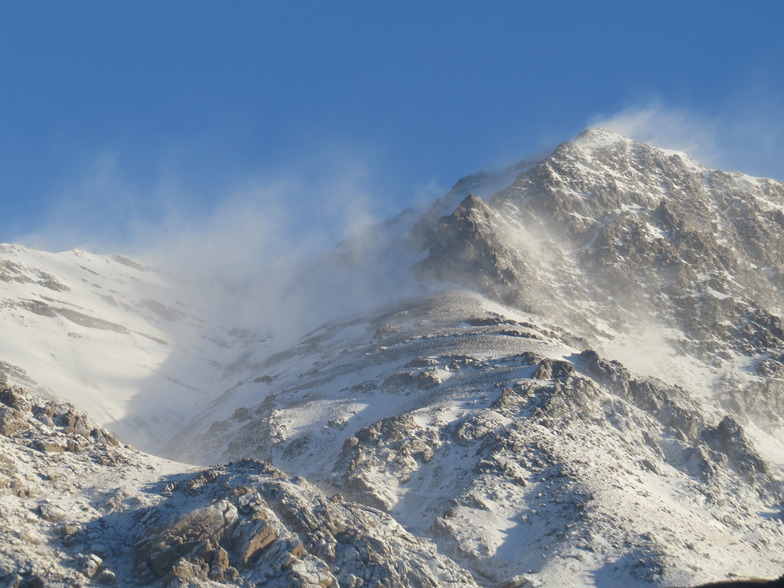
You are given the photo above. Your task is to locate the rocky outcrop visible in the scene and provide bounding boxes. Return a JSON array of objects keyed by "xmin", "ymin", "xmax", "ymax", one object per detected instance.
[
  {"xmin": 6, "ymin": 129, "xmax": 784, "ymax": 587},
  {"xmin": 417, "ymin": 195, "xmax": 527, "ymax": 306},
  {"xmin": 133, "ymin": 460, "xmax": 477, "ymax": 587},
  {"xmin": 0, "ymin": 385, "xmax": 120, "ymax": 453},
  {"xmin": 0, "ymin": 385, "xmax": 477, "ymax": 587}
]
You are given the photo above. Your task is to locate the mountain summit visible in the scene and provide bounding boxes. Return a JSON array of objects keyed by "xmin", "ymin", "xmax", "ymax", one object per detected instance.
[
  {"xmin": 416, "ymin": 129, "xmax": 784, "ymax": 420},
  {"xmin": 1, "ymin": 129, "xmax": 783, "ymax": 587}
]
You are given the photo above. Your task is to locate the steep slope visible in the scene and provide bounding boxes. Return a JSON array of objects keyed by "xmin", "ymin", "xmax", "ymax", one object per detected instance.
[
  {"xmin": 0, "ymin": 245, "xmax": 268, "ymax": 451},
  {"xmin": 3, "ymin": 129, "xmax": 784, "ymax": 587},
  {"xmin": 165, "ymin": 290, "xmax": 784, "ymax": 587},
  {"xmin": 416, "ymin": 129, "xmax": 784, "ymax": 432}
]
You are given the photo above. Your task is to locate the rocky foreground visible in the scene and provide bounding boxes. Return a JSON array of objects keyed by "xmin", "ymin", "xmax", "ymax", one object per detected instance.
[{"xmin": 0, "ymin": 385, "xmax": 477, "ymax": 587}]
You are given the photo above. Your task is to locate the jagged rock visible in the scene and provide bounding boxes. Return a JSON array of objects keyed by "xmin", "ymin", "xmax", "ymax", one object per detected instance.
[
  {"xmin": 32, "ymin": 439, "xmax": 65, "ymax": 453},
  {"xmin": 0, "ymin": 406, "xmax": 29, "ymax": 436},
  {"xmin": 0, "ymin": 387, "xmax": 477, "ymax": 586},
  {"xmin": 702, "ymin": 416, "xmax": 769, "ymax": 481},
  {"xmin": 37, "ymin": 503, "xmax": 66, "ymax": 522},
  {"xmin": 135, "ymin": 500, "xmax": 239, "ymax": 578},
  {"xmin": 129, "ymin": 460, "xmax": 477, "ymax": 587},
  {"xmin": 417, "ymin": 194, "xmax": 528, "ymax": 305},
  {"xmin": 97, "ymin": 568, "xmax": 116, "ymax": 584}
]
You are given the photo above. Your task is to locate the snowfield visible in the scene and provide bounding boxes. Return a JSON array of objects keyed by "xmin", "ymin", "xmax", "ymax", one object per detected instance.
[{"xmin": 0, "ymin": 245, "xmax": 269, "ymax": 452}]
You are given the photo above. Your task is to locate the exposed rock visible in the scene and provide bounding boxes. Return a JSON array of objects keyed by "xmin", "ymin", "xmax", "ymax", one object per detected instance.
[
  {"xmin": 5, "ymin": 130, "xmax": 784, "ymax": 588},
  {"xmin": 37, "ymin": 503, "xmax": 66, "ymax": 522},
  {"xmin": 417, "ymin": 194, "xmax": 528, "ymax": 306},
  {"xmin": 132, "ymin": 460, "xmax": 477, "ymax": 587},
  {"xmin": 79, "ymin": 553, "xmax": 103, "ymax": 578},
  {"xmin": 0, "ymin": 387, "xmax": 478, "ymax": 587}
]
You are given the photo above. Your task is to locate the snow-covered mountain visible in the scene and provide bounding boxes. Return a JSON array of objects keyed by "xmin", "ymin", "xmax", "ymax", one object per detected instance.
[{"xmin": 2, "ymin": 129, "xmax": 784, "ymax": 587}]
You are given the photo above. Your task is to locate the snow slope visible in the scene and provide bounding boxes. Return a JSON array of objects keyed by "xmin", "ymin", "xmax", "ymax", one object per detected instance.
[
  {"xmin": 164, "ymin": 289, "xmax": 784, "ymax": 587},
  {"xmin": 0, "ymin": 245, "xmax": 268, "ymax": 451}
]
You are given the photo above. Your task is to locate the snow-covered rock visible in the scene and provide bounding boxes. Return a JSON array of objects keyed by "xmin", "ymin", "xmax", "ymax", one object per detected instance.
[{"xmin": 0, "ymin": 385, "xmax": 476, "ymax": 587}]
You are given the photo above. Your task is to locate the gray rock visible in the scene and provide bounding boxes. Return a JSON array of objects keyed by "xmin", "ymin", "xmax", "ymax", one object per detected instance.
[{"xmin": 79, "ymin": 553, "xmax": 103, "ymax": 578}]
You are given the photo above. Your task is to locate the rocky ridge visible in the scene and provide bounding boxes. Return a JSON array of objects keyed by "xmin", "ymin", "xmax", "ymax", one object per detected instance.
[
  {"xmin": 160, "ymin": 130, "xmax": 784, "ymax": 586},
  {"xmin": 164, "ymin": 289, "xmax": 784, "ymax": 587},
  {"xmin": 0, "ymin": 385, "xmax": 478, "ymax": 587}
]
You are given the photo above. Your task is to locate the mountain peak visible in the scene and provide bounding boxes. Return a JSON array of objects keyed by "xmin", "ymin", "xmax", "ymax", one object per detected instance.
[
  {"xmin": 573, "ymin": 126, "xmax": 631, "ymax": 147},
  {"xmin": 568, "ymin": 127, "xmax": 699, "ymax": 166},
  {"xmin": 3, "ymin": 126, "xmax": 784, "ymax": 588}
]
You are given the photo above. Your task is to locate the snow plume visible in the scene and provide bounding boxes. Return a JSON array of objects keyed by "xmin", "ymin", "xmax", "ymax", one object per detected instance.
[
  {"xmin": 591, "ymin": 93, "xmax": 784, "ymax": 180},
  {"xmin": 141, "ymin": 174, "xmax": 422, "ymax": 344},
  {"xmin": 590, "ymin": 101, "xmax": 721, "ymax": 167},
  {"xmin": 15, "ymin": 152, "xmax": 154, "ymax": 254},
  {"xmin": 16, "ymin": 147, "xmax": 424, "ymax": 345}
]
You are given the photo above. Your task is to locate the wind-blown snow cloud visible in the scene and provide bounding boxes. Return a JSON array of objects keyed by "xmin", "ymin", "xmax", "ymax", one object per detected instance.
[
  {"xmin": 134, "ymin": 169, "xmax": 419, "ymax": 340},
  {"xmin": 591, "ymin": 91, "xmax": 784, "ymax": 180},
  {"xmin": 16, "ymin": 152, "xmax": 152, "ymax": 254},
  {"xmin": 18, "ymin": 145, "xmax": 382, "ymax": 256},
  {"xmin": 142, "ymin": 172, "xmax": 421, "ymax": 341},
  {"xmin": 14, "ymin": 144, "xmax": 426, "ymax": 344},
  {"xmin": 590, "ymin": 101, "xmax": 720, "ymax": 164}
]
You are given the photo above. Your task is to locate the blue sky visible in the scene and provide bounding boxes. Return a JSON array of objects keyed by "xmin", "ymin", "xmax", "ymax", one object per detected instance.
[{"xmin": 2, "ymin": 1, "xmax": 783, "ymax": 255}]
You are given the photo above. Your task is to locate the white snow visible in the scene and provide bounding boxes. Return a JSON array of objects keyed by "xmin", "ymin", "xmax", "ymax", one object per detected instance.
[{"xmin": 0, "ymin": 244, "xmax": 267, "ymax": 452}]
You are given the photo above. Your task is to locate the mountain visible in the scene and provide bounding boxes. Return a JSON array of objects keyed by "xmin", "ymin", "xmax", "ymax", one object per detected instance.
[{"xmin": 1, "ymin": 129, "xmax": 784, "ymax": 587}]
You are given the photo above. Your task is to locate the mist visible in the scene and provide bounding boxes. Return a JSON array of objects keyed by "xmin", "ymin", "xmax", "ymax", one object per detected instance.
[
  {"xmin": 13, "ymin": 101, "xmax": 784, "ymax": 356},
  {"xmin": 13, "ymin": 147, "xmax": 439, "ymax": 352},
  {"xmin": 590, "ymin": 93, "xmax": 784, "ymax": 180}
]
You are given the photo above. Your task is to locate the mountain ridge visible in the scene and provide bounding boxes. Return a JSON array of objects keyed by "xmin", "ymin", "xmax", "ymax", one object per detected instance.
[{"xmin": 1, "ymin": 128, "xmax": 784, "ymax": 586}]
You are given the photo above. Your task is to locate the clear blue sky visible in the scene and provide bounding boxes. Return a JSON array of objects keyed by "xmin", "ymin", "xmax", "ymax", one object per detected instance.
[{"xmin": 2, "ymin": 1, "xmax": 783, "ymax": 252}]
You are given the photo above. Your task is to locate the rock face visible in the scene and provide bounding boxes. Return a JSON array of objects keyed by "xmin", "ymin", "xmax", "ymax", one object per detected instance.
[
  {"xmin": 160, "ymin": 130, "xmax": 784, "ymax": 586},
  {"xmin": 163, "ymin": 290, "xmax": 784, "ymax": 587},
  {"xmin": 414, "ymin": 129, "xmax": 784, "ymax": 429},
  {"xmin": 417, "ymin": 195, "xmax": 526, "ymax": 306},
  {"xmin": 0, "ymin": 384, "xmax": 132, "ymax": 587},
  {"xmin": 133, "ymin": 461, "xmax": 477, "ymax": 588}
]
